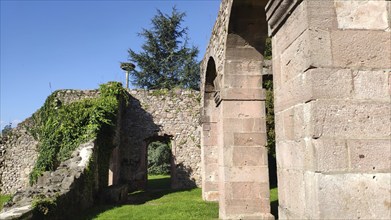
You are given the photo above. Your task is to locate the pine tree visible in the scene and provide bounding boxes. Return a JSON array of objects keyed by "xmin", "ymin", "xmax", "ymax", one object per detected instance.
[{"xmin": 128, "ymin": 7, "xmax": 200, "ymax": 90}]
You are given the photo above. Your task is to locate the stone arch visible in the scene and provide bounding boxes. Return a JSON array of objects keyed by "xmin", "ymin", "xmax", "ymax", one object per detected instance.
[
  {"xmin": 200, "ymin": 0, "xmax": 273, "ymax": 219},
  {"xmin": 201, "ymin": 57, "xmax": 220, "ymax": 201},
  {"xmin": 215, "ymin": 1, "xmax": 272, "ymax": 219}
]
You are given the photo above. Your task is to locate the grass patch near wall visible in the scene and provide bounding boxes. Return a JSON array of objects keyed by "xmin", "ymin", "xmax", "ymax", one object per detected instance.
[
  {"xmin": 81, "ymin": 175, "xmax": 218, "ymax": 220},
  {"xmin": 270, "ymin": 187, "xmax": 278, "ymax": 219},
  {"xmin": 0, "ymin": 195, "xmax": 11, "ymax": 210}
]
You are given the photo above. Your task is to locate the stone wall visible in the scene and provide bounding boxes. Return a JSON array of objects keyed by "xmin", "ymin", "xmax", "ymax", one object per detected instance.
[
  {"xmin": 268, "ymin": 0, "xmax": 391, "ymax": 219},
  {"xmin": 0, "ymin": 141, "xmax": 99, "ymax": 219},
  {"xmin": 0, "ymin": 89, "xmax": 99, "ymax": 195},
  {"xmin": 119, "ymin": 89, "xmax": 201, "ymax": 190},
  {"xmin": 1, "ymin": 88, "xmax": 201, "ymax": 197}
]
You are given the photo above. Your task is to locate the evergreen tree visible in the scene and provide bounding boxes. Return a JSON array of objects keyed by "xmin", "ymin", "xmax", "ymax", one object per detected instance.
[{"xmin": 128, "ymin": 7, "xmax": 200, "ymax": 90}]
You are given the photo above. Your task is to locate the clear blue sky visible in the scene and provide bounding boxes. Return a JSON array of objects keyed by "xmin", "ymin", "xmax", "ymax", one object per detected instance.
[{"xmin": 0, "ymin": 0, "xmax": 221, "ymax": 129}]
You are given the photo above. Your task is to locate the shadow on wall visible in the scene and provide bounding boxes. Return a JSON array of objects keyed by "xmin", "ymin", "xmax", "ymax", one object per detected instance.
[{"xmin": 117, "ymin": 92, "xmax": 197, "ymax": 192}]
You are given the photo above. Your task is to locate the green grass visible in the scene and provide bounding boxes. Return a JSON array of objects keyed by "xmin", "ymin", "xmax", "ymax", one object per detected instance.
[
  {"xmin": 147, "ymin": 175, "xmax": 171, "ymax": 190},
  {"xmin": 0, "ymin": 195, "xmax": 11, "ymax": 211},
  {"xmin": 270, "ymin": 187, "xmax": 278, "ymax": 219},
  {"xmin": 81, "ymin": 175, "xmax": 218, "ymax": 220},
  {"xmin": 81, "ymin": 176, "xmax": 278, "ymax": 220}
]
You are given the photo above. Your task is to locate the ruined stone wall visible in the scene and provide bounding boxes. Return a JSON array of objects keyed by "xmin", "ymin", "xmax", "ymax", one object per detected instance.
[
  {"xmin": 0, "ymin": 90, "xmax": 99, "ymax": 195},
  {"xmin": 120, "ymin": 89, "xmax": 201, "ymax": 189},
  {"xmin": 0, "ymin": 123, "xmax": 38, "ymax": 194},
  {"xmin": 0, "ymin": 141, "xmax": 99, "ymax": 219}
]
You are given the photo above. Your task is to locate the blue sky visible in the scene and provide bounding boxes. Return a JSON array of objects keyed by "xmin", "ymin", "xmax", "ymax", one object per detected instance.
[{"xmin": 0, "ymin": 0, "xmax": 221, "ymax": 129}]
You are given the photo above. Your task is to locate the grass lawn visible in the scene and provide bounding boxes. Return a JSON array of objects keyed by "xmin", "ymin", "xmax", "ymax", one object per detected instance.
[
  {"xmin": 0, "ymin": 195, "xmax": 11, "ymax": 211},
  {"xmin": 81, "ymin": 175, "xmax": 279, "ymax": 220},
  {"xmin": 82, "ymin": 175, "xmax": 219, "ymax": 220}
]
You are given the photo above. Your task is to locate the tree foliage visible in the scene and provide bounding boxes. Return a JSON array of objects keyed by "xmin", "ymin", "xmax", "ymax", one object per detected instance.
[
  {"xmin": 148, "ymin": 141, "xmax": 171, "ymax": 175},
  {"xmin": 128, "ymin": 7, "xmax": 200, "ymax": 90}
]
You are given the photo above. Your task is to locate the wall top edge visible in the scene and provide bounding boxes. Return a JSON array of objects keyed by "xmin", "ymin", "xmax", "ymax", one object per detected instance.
[{"xmin": 265, "ymin": 0, "xmax": 303, "ymax": 36}]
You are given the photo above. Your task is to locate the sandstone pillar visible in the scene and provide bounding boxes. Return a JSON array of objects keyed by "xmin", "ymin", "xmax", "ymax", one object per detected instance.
[
  {"xmin": 201, "ymin": 58, "xmax": 220, "ymax": 201},
  {"xmin": 267, "ymin": 0, "xmax": 391, "ymax": 219},
  {"xmin": 217, "ymin": 41, "xmax": 273, "ymax": 220}
]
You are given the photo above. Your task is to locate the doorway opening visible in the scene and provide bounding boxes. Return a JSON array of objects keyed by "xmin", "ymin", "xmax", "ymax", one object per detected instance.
[{"xmin": 146, "ymin": 135, "xmax": 173, "ymax": 190}]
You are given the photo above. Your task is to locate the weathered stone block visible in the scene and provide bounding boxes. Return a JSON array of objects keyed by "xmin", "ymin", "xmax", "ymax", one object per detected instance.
[
  {"xmin": 334, "ymin": 0, "xmax": 389, "ymax": 30},
  {"xmin": 276, "ymin": 140, "xmax": 306, "ymax": 170},
  {"xmin": 222, "ymin": 166, "xmax": 269, "ymax": 183},
  {"xmin": 277, "ymin": 170, "xmax": 306, "ymax": 218},
  {"xmin": 312, "ymin": 138, "xmax": 349, "ymax": 172},
  {"xmin": 224, "ymin": 60, "xmax": 263, "ymax": 76},
  {"xmin": 221, "ymin": 88, "xmax": 266, "ymax": 101},
  {"xmin": 331, "ymin": 30, "xmax": 391, "ymax": 69},
  {"xmin": 226, "ymin": 47, "xmax": 263, "ymax": 61},
  {"xmin": 317, "ymin": 173, "xmax": 391, "ymax": 219},
  {"xmin": 223, "ymin": 74, "xmax": 262, "ymax": 88},
  {"xmin": 352, "ymin": 70, "xmax": 390, "ymax": 101},
  {"xmin": 310, "ymin": 100, "xmax": 391, "ymax": 139},
  {"xmin": 280, "ymin": 28, "xmax": 332, "ymax": 83},
  {"xmin": 222, "ymin": 100, "xmax": 265, "ymax": 118},
  {"xmin": 227, "ymin": 182, "xmax": 270, "ymax": 200},
  {"xmin": 274, "ymin": 0, "xmax": 337, "ymax": 52},
  {"xmin": 232, "ymin": 146, "xmax": 268, "ymax": 166},
  {"xmin": 348, "ymin": 139, "xmax": 391, "ymax": 172},
  {"xmin": 224, "ymin": 198, "xmax": 271, "ymax": 215},
  {"xmin": 233, "ymin": 132, "xmax": 267, "ymax": 146},
  {"xmin": 223, "ymin": 118, "xmax": 266, "ymax": 133}
]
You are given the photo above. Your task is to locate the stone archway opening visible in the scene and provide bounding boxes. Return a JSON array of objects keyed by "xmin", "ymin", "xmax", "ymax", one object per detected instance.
[
  {"xmin": 201, "ymin": 57, "xmax": 220, "ymax": 201},
  {"xmin": 144, "ymin": 135, "xmax": 174, "ymax": 190}
]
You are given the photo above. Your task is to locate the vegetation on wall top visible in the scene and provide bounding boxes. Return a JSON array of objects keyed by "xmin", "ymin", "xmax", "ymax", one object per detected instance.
[{"xmin": 28, "ymin": 82, "xmax": 127, "ymax": 184}]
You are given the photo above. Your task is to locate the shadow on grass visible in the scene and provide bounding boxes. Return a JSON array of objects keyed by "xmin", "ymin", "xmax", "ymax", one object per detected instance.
[{"xmin": 79, "ymin": 176, "xmax": 192, "ymax": 220}]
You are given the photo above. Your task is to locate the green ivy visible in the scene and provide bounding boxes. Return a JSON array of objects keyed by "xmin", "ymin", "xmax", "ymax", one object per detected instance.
[{"xmin": 28, "ymin": 82, "xmax": 127, "ymax": 184}]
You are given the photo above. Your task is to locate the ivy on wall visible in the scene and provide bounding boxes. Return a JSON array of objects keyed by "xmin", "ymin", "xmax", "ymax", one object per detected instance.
[{"xmin": 28, "ymin": 82, "xmax": 127, "ymax": 185}]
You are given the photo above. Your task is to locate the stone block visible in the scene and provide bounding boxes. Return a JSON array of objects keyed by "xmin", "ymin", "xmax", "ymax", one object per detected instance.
[
  {"xmin": 203, "ymin": 190, "xmax": 219, "ymax": 202},
  {"xmin": 223, "ymin": 74, "xmax": 262, "ymax": 88},
  {"xmin": 310, "ymin": 100, "xmax": 391, "ymax": 139},
  {"xmin": 273, "ymin": 0, "xmax": 308, "ymax": 52},
  {"xmin": 222, "ymin": 100, "xmax": 265, "ymax": 119},
  {"xmin": 312, "ymin": 138, "xmax": 349, "ymax": 172},
  {"xmin": 317, "ymin": 173, "xmax": 391, "ymax": 219},
  {"xmin": 224, "ymin": 198, "xmax": 271, "ymax": 216},
  {"xmin": 223, "ymin": 118, "xmax": 266, "ymax": 133},
  {"xmin": 232, "ymin": 146, "xmax": 268, "ymax": 166},
  {"xmin": 226, "ymin": 182, "xmax": 270, "ymax": 200},
  {"xmin": 334, "ymin": 0, "xmax": 389, "ymax": 30},
  {"xmin": 204, "ymin": 148, "xmax": 218, "ymax": 165},
  {"xmin": 278, "ymin": 170, "xmax": 305, "ymax": 218},
  {"xmin": 226, "ymin": 47, "xmax": 263, "ymax": 61},
  {"xmin": 221, "ymin": 88, "xmax": 266, "ymax": 101},
  {"xmin": 203, "ymin": 181, "xmax": 219, "ymax": 192},
  {"xmin": 276, "ymin": 140, "xmax": 306, "ymax": 170},
  {"xmin": 352, "ymin": 70, "xmax": 390, "ymax": 101},
  {"xmin": 331, "ymin": 30, "xmax": 391, "ymax": 69},
  {"xmin": 222, "ymin": 166, "xmax": 269, "ymax": 183},
  {"xmin": 348, "ymin": 139, "xmax": 391, "ymax": 172},
  {"xmin": 280, "ymin": 28, "xmax": 332, "ymax": 83},
  {"xmin": 224, "ymin": 60, "xmax": 263, "ymax": 76},
  {"xmin": 233, "ymin": 132, "xmax": 267, "ymax": 146},
  {"xmin": 202, "ymin": 132, "xmax": 218, "ymax": 146},
  {"xmin": 274, "ymin": 0, "xmax": 337, "ymax": 52}
]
